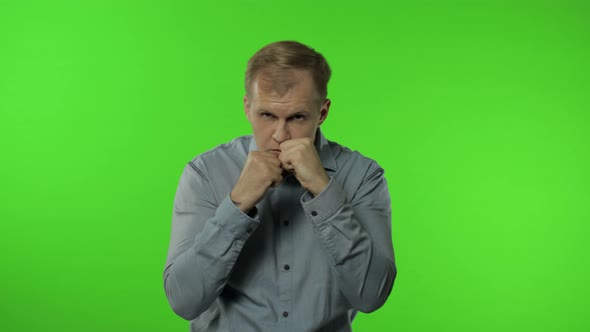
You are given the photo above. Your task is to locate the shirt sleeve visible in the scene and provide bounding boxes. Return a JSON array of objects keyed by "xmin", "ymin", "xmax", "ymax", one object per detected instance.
[
  {"xmin": 163, "ymin": 162, "xmax": 260, "ymax": 320},
  {"xmin": 300, "ymin": 163, "xmax": 397, "ymax": 313}
]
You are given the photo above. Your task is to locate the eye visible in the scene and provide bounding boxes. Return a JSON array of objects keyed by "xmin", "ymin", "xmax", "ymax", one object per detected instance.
[
  {"xmin": 292, "ymin": 114, "xmax": 306, "ymax": 121},
  {"xmin": 260, "ymin": 112, "xmax": 274, "ymax": 118}
]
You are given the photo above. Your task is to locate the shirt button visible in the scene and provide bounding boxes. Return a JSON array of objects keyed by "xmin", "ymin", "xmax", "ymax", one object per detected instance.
[
  {"xmin": 282, "ymin": 311, "xmax": 289, "ymax": 317},
  {"xmin": 283, "ymin": 264, "xmax": 290, "ymax": 271},
  {"xmin": 311, "ymin": 211, "xmax": 318, "ymax": 217},
  {"xmin": 283, "ymin": 220, "xmax": 289, "ymax": 226}
]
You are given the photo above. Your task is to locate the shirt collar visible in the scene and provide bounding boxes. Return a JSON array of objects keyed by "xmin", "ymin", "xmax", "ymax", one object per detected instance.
[{"xmin": 247, "ymin": 128, "xmax": 337, "ymax": 173}]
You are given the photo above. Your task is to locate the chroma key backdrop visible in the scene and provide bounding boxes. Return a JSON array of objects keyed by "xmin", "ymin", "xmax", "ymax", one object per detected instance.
[{"xmin": 1, "ymin": 1, "xmax": 589, "ymax": 331}]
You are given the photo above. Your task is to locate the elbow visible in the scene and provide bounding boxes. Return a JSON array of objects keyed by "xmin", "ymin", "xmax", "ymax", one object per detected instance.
[
  {"xmin": 357, "ymin": 261, "xmax": 397, "ymax": 313},
  {"xmin": 169, "ymin": 298, "xmax": 201, "ymax": 321},
  {"xmin": 164, "ymin": 271, "xmax": 206, "ymax": 321},
  {"xmin": 356, "ymin": 299, "xmax": 383, "ymax": 314}
]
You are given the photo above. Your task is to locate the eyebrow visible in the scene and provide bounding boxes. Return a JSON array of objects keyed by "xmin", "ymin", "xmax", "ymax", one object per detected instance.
[{"xmin": 257, "ymin": 108, "xmax": 310, "ymax": 118}]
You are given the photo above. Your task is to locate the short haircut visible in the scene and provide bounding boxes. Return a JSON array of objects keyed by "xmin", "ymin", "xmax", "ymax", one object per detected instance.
[{"xmin": 245, "ymin": 41, "xmax": 332, "ymax": 101}]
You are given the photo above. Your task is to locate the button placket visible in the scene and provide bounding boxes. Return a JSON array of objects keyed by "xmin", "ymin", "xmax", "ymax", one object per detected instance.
[{"xmin": 276, "ymin": 182, "xmax": 294, "ymax": 316}]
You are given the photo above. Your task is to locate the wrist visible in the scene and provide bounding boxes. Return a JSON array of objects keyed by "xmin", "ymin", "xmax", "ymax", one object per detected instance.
[
  {"xmin": 307, "ymin": 174, "xmax": 330, "ymax": 197},
  {"xmin": 230, "ymin": 190, "xmax": 254, "ymax": 214}
]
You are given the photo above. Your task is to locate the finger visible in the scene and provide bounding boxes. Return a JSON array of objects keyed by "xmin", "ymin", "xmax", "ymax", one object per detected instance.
[
  {"xmin": 278, "ymin": 140, "xmax": 293, "ymax": 150},
  {"xmin": 281, "ymin": 161, "xmax": 295, "ymax": 172},
  {"xmin": 277, "ymin": 149, "xmax": 291, "ymax": 165},
  {"xmin": 258, "ymin": 151, "xmax": 281, "ymax": 162},
  {"xmin": 253, "ymin": 151, "xmax": 280, "ymax": 160},
  {"xmin": 270, "ymin": 173, "xmax": 283, "ymax": 188},
  {"xmin": 267, "ymin": 161, "xmax": 284, "ymax": 178},
  {"xmin": 252, "ymin": 152, "xmax": 281, "ymax": 168},
  {"xmin": 279, "ymin": 159, "xmax": 294, "ymax": 172},
  {"xmin": 259, "ymin": 151, "xmax": 279, "ymax": 157},
  {"xmin": 266, "ymin": 157, "xmax": 283, "ymax": 171},
  {"xmin": 278, "ymin": 138, "xmax": 299, "ymax": 150},
  {"xmin": 280, "ymin": 137, "xmax": 312, "ymax": 150}
]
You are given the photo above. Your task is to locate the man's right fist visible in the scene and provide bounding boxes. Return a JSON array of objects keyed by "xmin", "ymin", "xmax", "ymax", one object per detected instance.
[{"xmin": 230, "ymin": 151, "xmax": 283, "ymax": 213}]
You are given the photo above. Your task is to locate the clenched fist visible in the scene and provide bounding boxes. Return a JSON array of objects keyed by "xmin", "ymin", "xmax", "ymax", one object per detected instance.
[
  {"xmin": 279, "ymin": 138, "xmax": 329, "ymax": 196},
  {"xmin": 230, "ymin": 151, "xmax": 283, "ymax": 213}
]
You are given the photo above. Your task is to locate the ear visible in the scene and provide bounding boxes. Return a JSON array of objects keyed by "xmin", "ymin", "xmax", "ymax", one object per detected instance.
[
  {"xmin": 318, "ymin": 98, "xmax": 331, "ymax": 126},
  {"xmin": 243, "ymin": 95, "xmax": 250, "ymax": 120}
]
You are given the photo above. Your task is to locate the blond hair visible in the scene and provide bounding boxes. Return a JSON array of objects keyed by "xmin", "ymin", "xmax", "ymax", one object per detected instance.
[{"xmin": 245, "ymin": 41, "xmax": 332, "ymax": 101}]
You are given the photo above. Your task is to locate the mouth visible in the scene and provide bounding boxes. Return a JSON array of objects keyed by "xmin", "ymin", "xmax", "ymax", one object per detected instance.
[{"xmin": 269, "ymin": 149, "xmax": 281, "ymax": 156}]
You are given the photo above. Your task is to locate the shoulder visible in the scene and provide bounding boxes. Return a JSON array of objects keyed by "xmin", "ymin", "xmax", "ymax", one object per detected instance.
[
  {"xmin": 325, "ymin": 139, "xmax": 389, "ymax": 203},
  {"xmin": 327, "ymin": 139, "xmax": 384, "ymax": 178},
  {"xmin": 180, "ymin": 136, "xmax": 251, "ymax": 197},
  {"xmin": 187, "ymin": 135, "xmax": 252, "ymax": 173}
]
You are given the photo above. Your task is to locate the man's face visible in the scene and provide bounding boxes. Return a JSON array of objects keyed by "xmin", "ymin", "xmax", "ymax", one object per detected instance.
[{"xmin": 243, "ymin": 69, "xmax": 330, "ymax": 156}]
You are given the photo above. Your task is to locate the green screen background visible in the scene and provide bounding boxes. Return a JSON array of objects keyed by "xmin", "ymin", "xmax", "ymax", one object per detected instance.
[{"xmin": 1, "ymin": 1, "xmax": 588, "ymax": 331}]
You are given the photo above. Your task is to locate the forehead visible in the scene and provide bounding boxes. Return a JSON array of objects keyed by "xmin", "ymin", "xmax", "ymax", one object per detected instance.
[{"xmin": 250, "ymin": 68, "xmax": 319, "ymax": 108}]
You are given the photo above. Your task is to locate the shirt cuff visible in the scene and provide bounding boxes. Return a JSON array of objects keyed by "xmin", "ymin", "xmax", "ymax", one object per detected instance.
[
  {"xmin": 212, "ymin": 194, "xmax": 261, "ymax": 240},
  {"xmin": 300, "ymin": 177, "xmax": 347, "ymax": 223}
]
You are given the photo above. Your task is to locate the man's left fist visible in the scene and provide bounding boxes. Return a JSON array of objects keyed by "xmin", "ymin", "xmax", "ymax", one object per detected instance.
[{"xmin": 279, "ymin": 137, "xmax": 329, "ymax": 196}]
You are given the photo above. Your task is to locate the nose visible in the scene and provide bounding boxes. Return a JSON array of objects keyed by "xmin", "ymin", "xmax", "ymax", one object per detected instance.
[{"xmin": 272, "ymin": 120, "xmax": 290, "ymax": 143}]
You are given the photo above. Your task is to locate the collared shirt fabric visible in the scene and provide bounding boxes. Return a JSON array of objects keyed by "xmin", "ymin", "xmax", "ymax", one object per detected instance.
[{"xmin": 164, "ymin": 130, "xmax": 397, "ymax": 332}]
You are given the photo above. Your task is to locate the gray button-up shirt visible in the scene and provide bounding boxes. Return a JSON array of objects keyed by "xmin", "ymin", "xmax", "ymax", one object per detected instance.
[{"xmin": 164, "ymin": 130, "xmax": 397, "ymax": 331}]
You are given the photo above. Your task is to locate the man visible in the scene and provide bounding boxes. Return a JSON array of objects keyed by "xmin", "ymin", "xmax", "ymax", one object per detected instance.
[{"xmin": 163, "ymin": 41, "xmax": 397, "ymax": 331}]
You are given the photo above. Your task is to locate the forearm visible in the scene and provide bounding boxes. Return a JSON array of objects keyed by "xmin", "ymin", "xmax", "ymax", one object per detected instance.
[
  {"xmin": 310, "ymin": 203, "xmax": 396, "ymax": 312},
  {"xmin": 302, "ymin": 177, "xmax": 396, "ymax": 313},
  {"xmin": 164, "ymin": 195, "xmax": 259, "ymax": 320}
]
